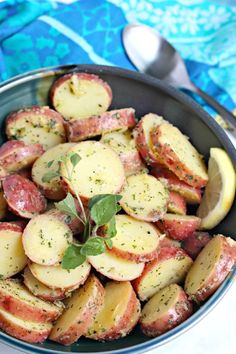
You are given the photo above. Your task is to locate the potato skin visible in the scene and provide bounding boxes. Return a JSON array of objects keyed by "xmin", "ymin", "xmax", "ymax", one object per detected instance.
[
  {"xmin": 0, "ymin": 191, "xmax": 7, "ymax": 220},
  {"xmin": 182, "ymin": 231, "xmax": 212, "ymax": 260},
  {"xmin": 167, "ymin": 191, "xmax": 187, "ymax": 215}
]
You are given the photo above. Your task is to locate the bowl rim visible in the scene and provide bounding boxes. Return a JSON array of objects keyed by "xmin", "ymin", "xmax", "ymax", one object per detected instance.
[{"xmin": 0, "ymin": 64, "xmax": 235, "ymax": 354}]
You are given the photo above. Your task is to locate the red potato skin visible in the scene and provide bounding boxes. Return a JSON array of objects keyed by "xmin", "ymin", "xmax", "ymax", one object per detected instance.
[
  {"xmin": 0, "ymin": 313, "xmax": 52, "ymax": 343},
  {"xmin": 182, "ymin": 232, "xmax": 212, "ymax": 260},
  {"xmin": 156, "ymin": 215, "xmax": 201, "ymax": 241},
  {"xmin": 119, "ymin": 150, "xmax": 146, "ymax": 176},
  {"xmin": 2, "ymin": 174, "xmax": 47, "ymax": 218},
  {"xmin": 159, "ymin": 237, "xmax": 181, "ymax": 249},
  {"xmin": 109, "ymin": 245, "xmax": 159, "ymax": 263},
  {"xmin": 0, "ymin": 221, "xmax": 23, "ymax": 234},
  {"xmin": 0, "ymin": 140, "xmax": 44, "ymax": 173},
  {"xmin": 67, "ymin": 108, "xmax": 136, "ymax": 142},
  {"xmin": 167, "ymin": 191, "xmax": 187, "ymax": 215},
  {"xmin": 150, "ymin": 129, "xmax": 208, "ymax": 188},
  {"xmin": 8, "ymin": 220, "xmax": 28, "ymax": 231},
  {"xmin": 140, "ymin": 287, "xmax": 193, "ymax": 337},
  {"xmin": 151, "ymin": 166, "xmax": 201, "ymax": 204},
  {"xmin": 45, "ymin": 208, "xmax": 84, "ymax": 235}
]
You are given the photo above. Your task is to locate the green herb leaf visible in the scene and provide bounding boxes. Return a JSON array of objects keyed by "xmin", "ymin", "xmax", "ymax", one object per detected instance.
[
  {"xmin": 88, "ymin": 194, "xmax": 122, "ymax": 210},
  {"xmin": 47, "ymin": 160, "xmax": 54, "ymax": 168},
  {"xmin": 42, "ymin": 170, "xmax": 60, "ymax": 183},
  {"xmin": 106, "ymin": 216, "xmax": 117, "ymax": 238},
  {"xmin": 70, "ymin": 153, "xmax": 81, "ymax": 167},
  {"xmin": 55, "ymin": 193, "xmax": 78, "ymax": 219},
  {"xmin": 61, "ymin": 244, "xmax": 86, "ymax": 269},
  {"xmin": 105, "ymin": 238, "xmax": 113, "ymax": 249},
  {"xmin": 80, "ymin": 237, "xmax": 105, "ymax": 256},
  {"xmin": 90, "ymin": 194, "xmax": 122, "ymax": 226}
]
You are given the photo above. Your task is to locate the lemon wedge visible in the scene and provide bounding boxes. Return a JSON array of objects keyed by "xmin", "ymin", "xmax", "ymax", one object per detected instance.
[{"xmin": 197, "ymin": 147, "xmax": 236, "ymax": 229}]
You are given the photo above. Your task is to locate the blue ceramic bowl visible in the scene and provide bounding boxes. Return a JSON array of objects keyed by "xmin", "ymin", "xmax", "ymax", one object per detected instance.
[{"xmin": 0, "ymin": 65, "xmax": 235, "ymax": 354}]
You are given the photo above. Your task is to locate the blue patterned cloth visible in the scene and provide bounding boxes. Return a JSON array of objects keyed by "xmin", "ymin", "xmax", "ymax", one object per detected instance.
[{"xmin": 0, "ymin": 0, "xmax": 236, "ymax": 121}]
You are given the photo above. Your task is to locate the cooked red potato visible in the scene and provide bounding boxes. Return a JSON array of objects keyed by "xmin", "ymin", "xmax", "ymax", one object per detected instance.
[
  {"xmin": 22, "ymin": 214, "xmax": 73, "ymax": 266},
  {"xmin": 45, "ymin": 207, "xmax": 84, "ymax": 235},
  {"xmin": 0, "ymin": 140, "xmax": 44, "ymax": 173},
  {"xmin": 50, "ymin": 275, "xmax": 105, "ymax": 345},
  {"xmin": 156, "ymin": 214, "xmax": 201, "ymax": 241},
  {"xmin": 140, "ymin": 284, "xmax": 193, "ymax": 337},
  {"xmin": 0, "ymin": 308, "xmax": 52, "ymax": 343},
  {"xmin": 151, "ymin": 123, "xmax": 208, "ymax": 188},
  {"xmin": 0, "ymin": 279, "xmax": 63, "ymax": 323},
  {"xmin": 101, "ymin": 215, "xmax": 162, "ymax": 262},
  {"xmin": 8, "ymin": 220, "xmax": 28, "ymax": 231},
  {"xmin": 133, "ymin": 246, "xmax": 192, "ymax": 301},
  {"xmin": 151, "ymin": 166, "xmax": 202, "ymax": 204},
  {"xmin": 167, "ymin": 192, "xmax": 186, "ymax": 215},
  {"xmin": 50, "ymin": 72, "xmax": 112, "ymax": 121},
  {"xmin": 86, "ymin": 281, "xmax": 141, "ymax": 341},
  {"xmin": 23, "ymin": 267, "xmax": 65, "ymax": 302},
  {"xmin": 134, "ymin": 113, "xmax": 165, "ymax": 166},
  {"xmin": 159, "ymin": 236, "xmax": 181, "ymax": 249},
  {"xmin": 0, "ymin": 191, "xmax": 7, "ymax": 220},
  {"xmin": 60, "ymin": 141, "xmax": 125, "ymax": 201},
  {"xmin": 0, "ymin": 222, "xmax": 27, "ymax": 279},
  {"xmin": 100, "ymin": 130, "xmax": 145, "ymax": 176},
  {"xmin": 182, "ymin": 231, "xmax": 212, "ymax": 259},
  {"xmin": 119, "ymin": 174, "xmax": 168, "ymax": 222},
  {"xmin": 6, "ymin": 106, "xmax": 66, "ymax": 150},
  {"xmin": 67, "ymin": 108, "xmax": 136, "ymax": 142},
  {"xmin": 88, "ymin": 249, "xmax": 144, "ymax": 281},
  {"xmin": 29, "ymin": 260, "xmax": 91, "ymax": 291},
  {"xmin": 32, "ymin": 143, "xmax": 75, "ymax": 200},
  {"xmin": 185, "ymin": 235, "xmax": 236, "ymax": 302},
  {"xmin": 2, "ymin": 174, "xmax": 47, "ymax": 218}
]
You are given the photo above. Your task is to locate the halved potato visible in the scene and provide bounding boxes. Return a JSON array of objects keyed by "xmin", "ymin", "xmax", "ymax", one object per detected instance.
[
  {"xmin": 151, "ymin": 123, "xmax": 208, "ymax": 188},
  {"xmin": 0, "ymin": 308, "xmax": 52, "ymax": 343},
  {"xmin": 167, "ymin": 191, "xmax": 186, "ymax": 215},
  {"xmin": 50, "ymin": 72, "xmax": 112, "ymax": 121},
  {"xmin": 119, "ymin": 174, "xmax": 168, "ymax": 222},
  {"xmin": 185, "ymin": 235, "xmax": 236, "ymax": 302},
  {"xmin": 6, "ymin": 106, "xmax": 66, "ymax": 150},
  {"xmin": 0, "ymin": 279, "xmax": 63, "ymax": 323},
  {"xmin": 50, "ymin": 275, "xmax": 105, "ymax": 345},
  {"xmin": 133, "ymin": 246, "xmax": 193, "ymax": 301},
  {"xmin": 0, "ymin": 191, "xmax": 7, "ymax": 220},
  {"xmin": 23, "ymin": 214, "xmax": 73, "ymax": 266},
  {"xmin": 86, "ymin": 281, "xmax": 140, "ymax": 341},
  {"xmin": 140, "ymin": 284, "xmax": 193, "ymax": 337},
  {"xmin": 0, "ymin": 222, "xmax": 27, "ymax": 279},
  {"xmin": 182, "ymin": 231, "xmax": 212, "ymax": 260},
  {"xmin": 29, "ymin": 260, "xmax": 91, "ymax": 291},
  {"xmin": 60, "ymin": 141, "xmax": 125, "ymax": 202}
]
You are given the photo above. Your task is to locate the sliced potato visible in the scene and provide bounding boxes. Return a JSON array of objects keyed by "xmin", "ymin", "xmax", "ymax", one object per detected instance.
[
  {"xmin": 32, "ymin": 143, "xmax": 75, "ymax": 200},
  {"xmin": 45, "ymin": 207, "xmax": 84, "ymax": 235},
  {"xmin": 0, "ymin": 307, "xmax": 52, "ymax": 343},
  {"xmin": 120, "ymin": 174, "xmax": 168, "ymax": 222},
  {"xmin": 23, "ymin": 214, "xmax": 73, "ymax": 266},
  {"xmin": 185, "ymin": 235, "xmax": 236, "ymax": 302},
  {"xmin": 151, "ymin": 123, "xmax": 208, "ymax": 188},
  {"xmin": 0, "ymin": 279, "xmax": 63, "ymax": 323},
  {"xmin": 182, "ymin": 231, "xmax": 212, "ymax": 260},
  {"xmin": 140, "ymin": 284, "xmax": 193, "ymax": 337},
  {"xmin": 60, "ymin": 141, "xmax": 125, "ymax": 201},
  {"xmin": 0, "ymin": 191, "xmax": 7, "ymax": 220},
  {"xmin": 0, "ymin": 222, "xmax": 27, "ymax": 279},
  {"xmin": 167, "ymin": 191, "xmax": 187, "ymax": 215},
  {"xmin": 6, "ymin": 106, "xmax": 66, "ymax": 150},
  {"xmin": 50, "ymin": 275, "xmax": 105, "ymax": 345},
  {"xmin": 29, "ymin": 260, "xmax": 91, "ymax": 291},
  {"xmin": 86, "ymin": 281, "xmax": 140, "ymax": 341},
  {"xmin": 50, "ymin": 72, "xmax": 112, "ymax": 121},
  {"xmin": 133, "ymin": 246, "xmax": 193, "ymax": 301}
]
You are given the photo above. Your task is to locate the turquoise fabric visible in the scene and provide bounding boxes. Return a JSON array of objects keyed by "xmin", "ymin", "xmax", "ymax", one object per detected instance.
[{"xmin": 0, "ymin": 0, "xmax": 236, "ymax": 119}]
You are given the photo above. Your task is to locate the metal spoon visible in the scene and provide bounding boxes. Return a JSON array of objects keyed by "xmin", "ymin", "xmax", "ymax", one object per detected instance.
[{"xmin": 123, "ymin": 23, "xmax": 236, "ymax": 138}]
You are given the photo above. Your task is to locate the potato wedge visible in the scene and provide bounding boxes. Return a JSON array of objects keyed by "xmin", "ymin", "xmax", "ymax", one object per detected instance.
[
  {"xmin": 0, "ymin": 279, "xmax": 63, "ymax": 323},
  {"xmin": 151, "ymin": 123, "xmax": 208, "ymax": 188},
  {"xmin": 88, "ymin": 249, "xmax": 144, "ymax": 281},
  {"xmin": 23, "ymin": 267, "xmax": 65, "ymax": 302},
  {"xmin": 156, "ymin": 214, "xmax": 201, "ymax": 241},
  {"xmin": 167, "ymin": 191, "xmax": 186, "ymax": 215},
  {"xmin": 140, "ymin": 284, "xmax": 193, "ymax": 337},
  {"xmin": 29, "ymin": 260, "xmax": 91, "ymax": 291},
  {"xmin": 101, "ymin": 130, "xmax": 145, "ymax": 176},
  {"xmin": 0, "ymin": 308, "xmax": 52, "ymax": 343},
  {"xmin": 50, "ymin": 72, "xmax": 112, "ymax": 121},
  {"xmin": 0, "ymin": 222, "xmax": 27, "ymax": 279},
  {"xmin": 0, "ymin": 140, "xmax": 44, "ymax": 173},
  {"xmin": 2, "ymin": 174, "xmax": 47, "ymax": 219},
  {"xmin": 185, "ymin": 235, "xmax": 236, "ymax": 302},
  {"xmin": 182, "ymin": 231, "xmax": 212, "ymax": 260},
  {"xmin": 60, "ymin": 141, "xmax": 125, "ymax": 201},
  {"xmin": 0, "ymin": 190, "xmax": 7, "ymax": 220},
  {"xmin": 32, "ymin": 143, "xmax": 75, "ymax": 200},
  {"xmin": 6, "ymin": 106, "xmax": 66, "ymax": 150},
  {"xmin": 67, "ymin": 108, "xmax": 136, "ymax": 142},
  {"xmin": 50, "ymin": 274, "xmax": 105, "ymax": 345},
  {"xmin": 133, "ymin": 246, "xmax": 192, "ymax": 301},
  {"xmin": 119, "ymin": 174, "xmax": 168, "ymax": 222},
  {"xmin": 86, "ymin": 281, "xmax": 140, "ymax": 341},
  {"xmin": 22, "ymin": 214, "xmax": 73, "ymax": 266}
]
